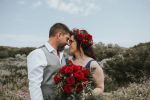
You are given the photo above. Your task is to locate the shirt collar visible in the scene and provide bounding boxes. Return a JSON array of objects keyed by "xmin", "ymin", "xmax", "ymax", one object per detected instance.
[
  {"xmin": 44, "ymin": 41, "xmax": 64, "ymax": 58},
  {"xmin": 44, "ymin": 42, "xmax": 55, "ymax": 53}
]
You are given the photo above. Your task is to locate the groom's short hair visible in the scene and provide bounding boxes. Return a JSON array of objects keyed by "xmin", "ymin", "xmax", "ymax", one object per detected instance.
[{"xmin": 49, "ymin": 23, "xmax": 71, "ymax": 37}]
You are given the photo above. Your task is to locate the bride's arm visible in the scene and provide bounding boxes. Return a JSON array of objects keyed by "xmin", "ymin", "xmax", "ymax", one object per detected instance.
[{"xmin": 90, "ymin": 61, "xmax": 104, "ymax": 95}]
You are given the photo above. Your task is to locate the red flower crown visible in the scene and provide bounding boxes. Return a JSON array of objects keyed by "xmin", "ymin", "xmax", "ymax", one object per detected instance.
[{"xmin": 72, "ymin": 29, "xmax": 93, "ymax": 48}]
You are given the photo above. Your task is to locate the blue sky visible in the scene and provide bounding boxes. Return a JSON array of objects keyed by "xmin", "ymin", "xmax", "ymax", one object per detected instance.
[{"xmin": 0, "ymin": 0, "xmax": 150, "ymax": 48}]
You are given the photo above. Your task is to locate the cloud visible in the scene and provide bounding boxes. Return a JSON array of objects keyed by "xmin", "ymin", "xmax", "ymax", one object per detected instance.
[
  {"xmin": 17, "ymin": 0, "xmax": 26, "ymax": 5},
  {"xmin": 17, "ymin": 0, "xmax": 42, "ymax": 8},
  {"xmin": 47, "ymin": 0, "xmax": 100, "ymax": 16},
  {"xmin": 32, "ymin": 1, "xmax": 42, "ymax": 8}
]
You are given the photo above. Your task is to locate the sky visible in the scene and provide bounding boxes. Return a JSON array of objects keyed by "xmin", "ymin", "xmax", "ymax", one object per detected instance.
[{"xmin": 0, "ymin": 0, "xmax": 150, "ymax": 48}]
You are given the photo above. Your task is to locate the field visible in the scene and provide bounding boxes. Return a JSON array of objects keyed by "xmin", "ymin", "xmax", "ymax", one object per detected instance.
[
  {"xmin": 0, "ymin": 54, "xmax": 149, "ymax": 100},
  {"xmin": 0, "ymin": 42, "xmax": 150, "ymax": 100},
  {"xmin": 0, "ymin": 55, "xmax": 30, "ymax": 100}
]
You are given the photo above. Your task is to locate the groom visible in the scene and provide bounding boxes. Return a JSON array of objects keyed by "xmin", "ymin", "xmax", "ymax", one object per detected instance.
[{"xmin": 27, "ymin": 23, "xmax": 71, "ymax": 100}]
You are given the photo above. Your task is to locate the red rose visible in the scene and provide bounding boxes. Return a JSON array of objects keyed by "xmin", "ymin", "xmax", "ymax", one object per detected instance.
[
  {"xmin": 82, "ymin": 68, "xmax": 90, "ymax": 77},
  {"xmin": 82, "ymin": 77, "xmax": 89, "ymax": 82},
  {"xmin": 83, "ymin": 40, "xmax": 86, "ymax": 43},
  {"xmin": 63, "ymin": 84, "xmax": 72, "ymax": 94},
  {"xmin": 85, "ymin": 34, "xmax": 88, "ymax": 38},
  {"xmin": 85, "ymin": 40, "xmax": 88, "ymax": 44},
  {"xmin": 89, "ymin": 35, "xmax": 92, "ymax": 40},
  {"xmin": 59, "ymin": 65, "xmax": 68, "ymax": 74},
  {"xmin": 54, "ymin": 75, "xmax": 61, "ymax": 84},
  {"xmin": 76, "ymin": 84, "xmax": 83, "ymax": 93},
  {"xmin": 64, "ymin": 66, "xmax": 73, "ymax": 74},
  {"xmin": 66, "ymin": 76, "xmax": 75, "ymax": 85},
  {"xmin": 72, "ymin": 65, "xmax": 82, "ymax": 72},
  {"xmin": 74, "ymin": 71, "xmax": 84, "ymax": 80}
]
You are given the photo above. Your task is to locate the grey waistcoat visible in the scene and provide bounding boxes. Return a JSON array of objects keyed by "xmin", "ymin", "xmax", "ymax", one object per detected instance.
[{"xmin": 40, "ymin": 45, "xmax": 66, "ymax": 100}]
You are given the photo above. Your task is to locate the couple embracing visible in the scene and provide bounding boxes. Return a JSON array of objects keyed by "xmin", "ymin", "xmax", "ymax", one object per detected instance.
[{"xmin": 27, "ymin": 23, "xmax": 104, "ymax": 100}]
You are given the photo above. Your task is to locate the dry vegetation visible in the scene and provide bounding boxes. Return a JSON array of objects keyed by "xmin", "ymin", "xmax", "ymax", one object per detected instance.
[
  {"xmin": 0, "ymin": 42, "xmax": 150, "ymax": 100},
  {"xmin": 0, "ymin": 55, "xmax": 30, "ymax": 100}
]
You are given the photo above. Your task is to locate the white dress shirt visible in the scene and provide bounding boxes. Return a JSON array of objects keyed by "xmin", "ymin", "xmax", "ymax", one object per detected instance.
[{"xmin": 27, "ymin": 42, "xmax": 64, "ymax": 100}]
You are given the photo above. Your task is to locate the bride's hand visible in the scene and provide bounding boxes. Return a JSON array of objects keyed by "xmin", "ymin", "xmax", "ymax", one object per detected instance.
[{"xmin": 84, "ymin": 92, "xmax": 92, "ymax": 100}]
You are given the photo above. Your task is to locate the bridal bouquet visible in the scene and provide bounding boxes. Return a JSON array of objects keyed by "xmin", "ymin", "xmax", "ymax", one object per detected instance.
[{"xmin": 53, "ymin": 60, "xmax": 96, "ymax": 100}]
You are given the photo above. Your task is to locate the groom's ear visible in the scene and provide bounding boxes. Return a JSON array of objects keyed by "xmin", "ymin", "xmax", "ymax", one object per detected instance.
[{"xmin": 56, "ymin": 32, "xmax": 62, "ymax": 39}]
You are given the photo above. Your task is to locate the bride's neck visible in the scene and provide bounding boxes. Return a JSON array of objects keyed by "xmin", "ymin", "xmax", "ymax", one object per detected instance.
[{"xmin": 74, "ymin": 51, "xmax": 87, "ymax": 60}]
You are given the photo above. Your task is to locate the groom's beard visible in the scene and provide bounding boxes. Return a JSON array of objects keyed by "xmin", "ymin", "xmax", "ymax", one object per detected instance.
[{"xmin": 58, "ymin": 45, "xmax": 65, "ymax": 52}]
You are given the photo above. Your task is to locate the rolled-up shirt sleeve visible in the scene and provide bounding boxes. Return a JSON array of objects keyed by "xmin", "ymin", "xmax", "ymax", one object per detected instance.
[{"xmin": 27, "ymin": 49, "xmax": 47, "ymax": 100}]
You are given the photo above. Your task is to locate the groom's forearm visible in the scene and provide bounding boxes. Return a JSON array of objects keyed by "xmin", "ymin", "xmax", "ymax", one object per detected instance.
[{"xmin": 29, "ymin": 84, "xmax": 44, "ymax": 100}]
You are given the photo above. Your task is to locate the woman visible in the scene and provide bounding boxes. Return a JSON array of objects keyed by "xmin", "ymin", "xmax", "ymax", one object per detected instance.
[{"xmin": 68, "ymin": 29, "xmax": 104, "ymax": 99}]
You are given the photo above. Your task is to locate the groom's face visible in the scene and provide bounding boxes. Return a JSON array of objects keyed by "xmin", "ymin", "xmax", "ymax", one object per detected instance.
[{"xmin": 58, "ymin": 32, "xmax": 70, "ymax": 51}]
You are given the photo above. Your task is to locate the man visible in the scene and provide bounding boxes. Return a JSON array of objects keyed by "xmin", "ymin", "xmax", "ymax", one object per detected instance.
[{"xmin": 27, "ymin": 23, "xmax": 71, "ymax": 100}]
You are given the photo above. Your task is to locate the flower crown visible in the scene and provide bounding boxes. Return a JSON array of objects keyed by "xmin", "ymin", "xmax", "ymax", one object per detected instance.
[{"xmin": 72, "ymin": 29, "xmax": 93, "ymax": 48}]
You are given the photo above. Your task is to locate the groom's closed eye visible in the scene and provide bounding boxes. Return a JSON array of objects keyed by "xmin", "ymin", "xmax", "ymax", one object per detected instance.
[
  {"xmin": 69, "ymin": 40, "xmax": 75, "ymax": 45},
  {"xmin": 66, "ymin": 37, "xmax": 70, "ymax": 41}
]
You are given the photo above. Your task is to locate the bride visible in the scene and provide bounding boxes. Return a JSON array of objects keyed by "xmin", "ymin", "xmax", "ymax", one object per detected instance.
[{"xmin": 68, "ymin": 29, "xmax": 104, "ymax": 99}]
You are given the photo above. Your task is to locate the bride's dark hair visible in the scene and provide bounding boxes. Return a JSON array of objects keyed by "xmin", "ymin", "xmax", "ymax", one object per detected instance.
[{"xmin": 72, "ymin": 29, "xmax": 96, "ymax": 60}]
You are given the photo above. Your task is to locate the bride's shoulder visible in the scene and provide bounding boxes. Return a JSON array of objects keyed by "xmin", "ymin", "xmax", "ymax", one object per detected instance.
[{"xmin": 90, "ymin": 59, "xmax": 102, "ymax": 69}]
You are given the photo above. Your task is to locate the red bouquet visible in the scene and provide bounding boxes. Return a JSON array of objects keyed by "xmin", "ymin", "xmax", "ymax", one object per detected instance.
[{"xmin": 53, "ymin": 60, "xmax": 96, "ymax": 99}]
